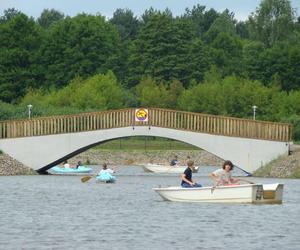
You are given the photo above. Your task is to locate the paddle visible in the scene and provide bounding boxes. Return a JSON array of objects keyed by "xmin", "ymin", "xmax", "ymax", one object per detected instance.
[{"xmin": 81, "ymin": 175, "xmax": 94, "ymax": 183}]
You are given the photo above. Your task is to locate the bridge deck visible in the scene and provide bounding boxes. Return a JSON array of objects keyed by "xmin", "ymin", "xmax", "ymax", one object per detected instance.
[{"xmin": 0, "ymin": 108, "xmax": 292, "ymax": 142}]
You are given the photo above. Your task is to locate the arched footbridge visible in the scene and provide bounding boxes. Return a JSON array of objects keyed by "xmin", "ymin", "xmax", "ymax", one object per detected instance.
[{"xmin": 0, "ymin": 108, "xmax": 293, "ymax": 174}]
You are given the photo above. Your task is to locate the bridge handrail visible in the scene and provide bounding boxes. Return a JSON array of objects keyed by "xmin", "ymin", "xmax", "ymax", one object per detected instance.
[{"xmin": 0, "ymin": 108, "xmax": 292, "ymax": 142}]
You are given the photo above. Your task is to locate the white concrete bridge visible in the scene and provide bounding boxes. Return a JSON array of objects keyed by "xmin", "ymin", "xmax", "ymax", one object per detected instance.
[{"xmin": 0, "ymin": 108, "xmax": 293, "ymax": 174}]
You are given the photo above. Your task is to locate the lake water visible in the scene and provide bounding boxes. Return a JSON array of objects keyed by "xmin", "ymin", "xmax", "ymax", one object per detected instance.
[{"xmin": 0, "ymin": 166, "xmax": 300, "ymax": 250}]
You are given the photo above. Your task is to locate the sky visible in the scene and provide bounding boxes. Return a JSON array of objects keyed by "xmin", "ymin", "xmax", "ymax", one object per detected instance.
[{"xmin": 0, "ymin": 0, "xmax": 300, "ymax": 21}]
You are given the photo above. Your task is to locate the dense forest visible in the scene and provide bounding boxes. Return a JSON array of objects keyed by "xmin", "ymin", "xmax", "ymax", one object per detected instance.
[{"xmin": 0, "ymin": 0, "xmax": 300, "ymax": 140}]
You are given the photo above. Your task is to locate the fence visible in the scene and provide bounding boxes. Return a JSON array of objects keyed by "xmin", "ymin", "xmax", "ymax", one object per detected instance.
[{"xmin": 0, "ymin": 108, "xmax": 292, "ymax": 141}]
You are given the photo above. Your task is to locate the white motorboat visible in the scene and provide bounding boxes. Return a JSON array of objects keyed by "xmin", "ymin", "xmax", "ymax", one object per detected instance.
[
  {"xmin": 143, "ymin": 164, "xmax": 199, "ymax": 174},
  {"xmin": 153, "ymin": 183, "xmax": 283, "ymax": 204}
]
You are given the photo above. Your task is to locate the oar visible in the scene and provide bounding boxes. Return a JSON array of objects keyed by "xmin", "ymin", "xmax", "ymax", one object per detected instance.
[{"xmin": 81, "ymin": 175, "xmax": 95, "ymax": 183}]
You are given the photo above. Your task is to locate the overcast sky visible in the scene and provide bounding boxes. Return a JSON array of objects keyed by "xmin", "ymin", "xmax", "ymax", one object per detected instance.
[{"xmin": 0, "ymin": 0, "xmax": 299, "ymax": 21}]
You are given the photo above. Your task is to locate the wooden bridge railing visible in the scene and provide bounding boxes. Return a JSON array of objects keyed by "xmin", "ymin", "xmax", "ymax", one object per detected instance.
[{"xmin": 0, "ymin": 108, "xmax": 293, "ymax": 142}]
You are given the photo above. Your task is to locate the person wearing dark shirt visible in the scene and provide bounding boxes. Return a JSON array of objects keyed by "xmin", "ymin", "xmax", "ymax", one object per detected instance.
[
  {"xmin": 170, "ymin": 155, "xmax": 179, "ymax": 166},
  {"xmin": 181, "ymin": 160, "xmax": 202, "ymax": 188},
  {"xmin": 76, "ymin": 161, "xmax": 83, "ymax": 169}
]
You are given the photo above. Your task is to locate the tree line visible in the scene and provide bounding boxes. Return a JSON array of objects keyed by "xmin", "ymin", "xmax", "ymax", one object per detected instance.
[{"xmin": 0, "ymin": 0, "xmax": 300, "ymax": 140}]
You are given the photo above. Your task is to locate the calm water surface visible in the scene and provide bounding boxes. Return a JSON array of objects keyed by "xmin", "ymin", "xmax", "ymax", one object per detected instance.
[{"xmin": 0, "ymin": 166, "xmax": 300, "ymax": 250}]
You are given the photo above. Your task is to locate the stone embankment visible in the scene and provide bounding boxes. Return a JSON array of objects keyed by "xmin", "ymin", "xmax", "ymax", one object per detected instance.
[
  {"xmin": 253, "ymin": 144, "xmax": 300, "ymax": 178},
  {"xmin": 70, "ymin": 149, "xmax": 224, "ymax": 167},
  {"xmin": 1, "ymin": 145, "xmax": 299, "ymax": 177},
  {"xmin": 0, "ymin": 149, "xmax": 223, "ymax": 175},
  {"xmin": 0, "ymin": 153, "xmax": 36, "ymax": 175}
]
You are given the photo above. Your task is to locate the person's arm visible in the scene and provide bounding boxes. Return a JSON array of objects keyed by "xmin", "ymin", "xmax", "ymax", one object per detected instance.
[
  {"xmin": 181, "ymin": 173, "xmax": 194, "ymax": 186},
  {"xmin": 229, "ymin": 177, "xmax": 239, "ymax": 184},
  {"xmin": 209, "ymin": 172, "xmax": 221, "ymax": 186}
]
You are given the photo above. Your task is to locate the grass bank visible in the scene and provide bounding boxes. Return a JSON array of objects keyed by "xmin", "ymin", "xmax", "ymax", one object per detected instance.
[{"xmin": 94, "ymin": 136, "xmax": 198, "ymax": 151}]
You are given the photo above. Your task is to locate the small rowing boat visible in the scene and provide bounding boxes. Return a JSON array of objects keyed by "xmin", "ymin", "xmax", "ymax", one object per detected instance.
[
  {"xmin": 153, "ymin": 183, "xmax": 283, "ymax": 204},
  {"xmin": 96, "ymin": 172, "xmax": 116, "ymax": 183},
  {"xmin": 143, "ymin": 164, "xmax": 199, "ymax": 174},
  {"xmin": 51, "ymin": 166, "xmax": 92, "ymax": 174}
]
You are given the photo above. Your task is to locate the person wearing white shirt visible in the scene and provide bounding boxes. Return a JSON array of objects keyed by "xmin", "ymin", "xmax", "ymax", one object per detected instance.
[
  {"xmin": 63, "ymin": 160, "xmax": 70, "ymax": 168},
  {"xmin": 209, "ymin": 160, "xmax": 239, "ymax": 186},
  {"xmin": 98, "ymin": 163, "xmax": 115, "ymax": 175}
]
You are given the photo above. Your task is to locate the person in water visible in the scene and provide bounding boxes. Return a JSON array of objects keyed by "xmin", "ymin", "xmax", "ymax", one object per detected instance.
[
  {"xmin": 170, "ymin": 155, "xmax": 179, "ymax": 166},
  {"xmin": 181, "ymin": 160, "xmax": 202, "ymax": 188},
  {"xmin": 209, "ymin": 160, "xmax": 239, "ymax": 186}
]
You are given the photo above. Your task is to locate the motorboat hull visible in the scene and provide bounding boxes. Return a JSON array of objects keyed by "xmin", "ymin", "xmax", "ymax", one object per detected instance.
[
  {"xmin": 153, "ymin": 183, "xmax": 283, "ymax": 204},
  {"xmin": 143, "ymin": 164, "xmax": 199, "ymax": 174}
]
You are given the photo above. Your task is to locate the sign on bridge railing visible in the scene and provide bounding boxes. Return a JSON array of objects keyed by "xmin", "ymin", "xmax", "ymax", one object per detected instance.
[{"xmin": 135, "ymin": 108, "xmax": 149, "ymax": 122}]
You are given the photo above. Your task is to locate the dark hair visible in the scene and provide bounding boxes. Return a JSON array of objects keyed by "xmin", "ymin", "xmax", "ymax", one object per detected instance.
[
  {"xmin": 187, "ymin": 160, "xmax": 194, "ymax": 167},
  {"xmin": 222, "ymin": 160, "xmax": 234, "ymax": 170},
  {"xmin": 103, "ymin": 163, "xmax": 107, "ymax": 169}
]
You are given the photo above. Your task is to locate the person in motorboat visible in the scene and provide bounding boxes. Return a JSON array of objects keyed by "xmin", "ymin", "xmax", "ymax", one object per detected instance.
[
  {"xmin": 209, "ymin": 160, "xmax": 239, "ymax": 186},
  {"xmin": 170, "ymin": 155, "xmax": 179, "ymax": 166},
  {"xmin": 181, "ymin": 160, "xmax": 202, "ymax": 188}
]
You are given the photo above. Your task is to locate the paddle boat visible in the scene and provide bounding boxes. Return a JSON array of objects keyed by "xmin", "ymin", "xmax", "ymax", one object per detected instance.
[
  {"xmin": 51, "ymin": 166, "xmax": 92, "ymax": 174},
  {"xmin": 153, "ymin": 183, "xmax": 283, "ymax": 204},
  {"xmin": 96, "ymin": 172, "xmax": 116, "ymax": 183},
  {"xmin": 143, "ymin": 163, "xmax": 199, "ymax": 174}
]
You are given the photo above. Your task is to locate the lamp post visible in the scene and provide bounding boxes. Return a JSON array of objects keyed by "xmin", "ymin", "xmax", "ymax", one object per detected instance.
[
  {"xmin": 27, "ymin": 104, "xmax": 33, "ymax": 119},
  {"xmin": 252, "ymin": 105, "xmax": 257, "ymax": 120}
]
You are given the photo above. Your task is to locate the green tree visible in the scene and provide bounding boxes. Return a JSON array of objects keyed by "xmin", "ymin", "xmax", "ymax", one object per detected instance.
[
  {"xmin": 135, "ymin": 76, "xmax": 169, "ymax": 108},
  {"xmin": 0, "ymin": 13, "xmax": 42, "ymax": 102},
  {"xmin": 165, "ymin": 80, "xmax": 184, "ymax": 109},
  {"xmin": 37, "ymin": 9, "xmax": 64, "ymax": 29},
  {"xmin": 0, "ymin": 8, "xmax": 21, "ymax": 23},
  {"xmin": 248, "ymin": 0, "xmax": 295, "ymax": 46},
  {"xmin": 210, "ymin": 32, "xmax": 243, "ymax": 76},
  {"xmin": 37, "ymin": 14, "xmax": 121, "ymax": 88},
  {"xmin": 285, "ymin": 45, "xmax": 300, "ymax": 90},
  {"xmin": 204, "ymin": 11, "xmax": 236, "ymax": 43},
  {"xmin": 110, "ymin": 8, "xmax": 139, "ymax": 41},
  {"xmin": 236, "ymin": 21, "xmax": 250, "ymax": 39},
  {"xmin": 243, "ymin": 41, "xmax": 266, "ymax": 80},
  {"xmin": 126, "ymin": 9, "xmax": 195, "ymax": 87},
  {"xmin": 183, "ymin": 5, "xmax": 219, "ymax": 36},
  {"xmin": 21, "ymin": 71, "xmax": 125, "ymax": 110},
  {"xmin": 259, "ymin": 42, "xmax": 289, "ymax": 88},
  {"xmin": 186, "ymin": 38, "xmax": 211, "ymax": 82}
]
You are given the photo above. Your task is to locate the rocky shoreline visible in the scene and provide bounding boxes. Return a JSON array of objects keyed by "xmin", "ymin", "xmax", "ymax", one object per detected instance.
[
  {"xmin": 70, "ymin": 149, "xmax": 224, "ymax": 167},
  {"xmin": 0, "ymin": 149, "xmax": 223, "ymax": 175},
  {"xmin": 0, "ymin": 153, "xmax": 36, "ymax": 175},
  {"xmin": 253, "ymin": 145, "xmax": 300, "ymax": 178}
]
